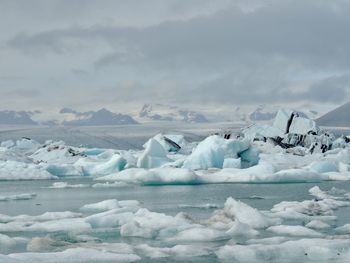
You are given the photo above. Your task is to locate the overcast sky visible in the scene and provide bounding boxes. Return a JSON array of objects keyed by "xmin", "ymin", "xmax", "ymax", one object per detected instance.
[{"xmin": 0, "ymin": 0, "xmax": 349, "ymax": 114}]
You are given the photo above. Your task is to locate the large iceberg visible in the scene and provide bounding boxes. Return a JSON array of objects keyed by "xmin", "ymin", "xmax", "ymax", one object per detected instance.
[
  {"xmin": 243, "ymin": 108, "xmax": 343, "ymax": 154},
  {"xmin": 182, "ymin": 135, "xmax": 257, "ymax": 170}
]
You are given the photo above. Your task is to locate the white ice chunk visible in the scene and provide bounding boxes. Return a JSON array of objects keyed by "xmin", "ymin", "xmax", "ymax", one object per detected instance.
[
  {"xmin": 289, "ymin": 116, "xmax": 317, "ymax": 135},
  {"xmin": 335, "ymin": 223, "xmax": 350, "ymax": 234},
  {"xmin": 98, "ymin": 168, "xmax": 199, "ymax": 185},
  {"xmin": 0, "ymin": 234, "xmax": 28, "ymax": 253},
  {"xmin": 13, "ymin": 139, "xmax": 40, "ymax": 154},
  {"xmin": 223, "ymin": 197, "xmax": 281, "ymax": 228},
  {"xmin": 242, "ymin": 124, "xmax": 284, "ymax": 140},
  {"xmin": 0, "ymin": 193, "xmax": 36, "ymax": 201},
  {"xmin": 183, "ymin": 135, "xmax": 255, "ymax": 170},
  {"xmin": 239, "ymin": 147, "xmax": 260, "ymax": 168},
  {"xmin": 136, "ymin": 244, "xmax": 209, "ymax": 258},
  {"xmin": 309, "ymin": 161, "xmax": 339, "ymax": 173},
  {"xmin": 0, "ymin": 218, "xmax": 91, "ymax": 233},
  {"xmin": 271, "ymin": 169, "xmax": 327, "ymax": 183},
  {"xmin": 226, "ymin": 220, "xmax": 259, "ymax": 239},
  {"xmin": 217, "ymin": 238, "xmax": 350, "ymax": 262},
  {"xmin": 48, "ymin": 182, "xmax": 89, "ymax": 188},
  {"xmin": 223, "ymin": 158, "xmax": 241, "ymax": 168},
  {"xmin": 27, "ymin": 236, "xmax": 71, "ymax": 252},
  {"xmin": 0, "ymin": 160, "xmax": 56, "ymax": 180},
  {"xmin": 271, "ymin": 197, "xmax": 350, "ymax": 218},
  {"xmin": 75, "ymin": 154, "xmax": 127, "ymax": 176},
  {"xmin": 92, "ymin": 182, "xmax": 132, "ymax": 188},
  {"xmin": 0, "ymin": 148, "xmax": 31, "ymax": 163},
  {"xmin": 45, "ymin": 164, "xmax": 83, "ymax": 177},
  {"xmin": 167, "ymin": 227, "xmax": 229, "ymax": 242},
  {"xmin": 273, "ymin": 109, "xmax": 293, "ymax": 133},
  {"xmin": 0, "ymin": 211, "xmax": 82, "ymax": 223},
  {"xmin": 306, "ymin": 220, "xmax": 331, "ymax": 229},
  {"xmin": 182, "ymin": 135, "xmax": 225, "ymax": 169},
  {"xmin": 30, "ymin": 141, "xmax": 84, "ymax": 165},
  {"xmin": 267, "ymin": 225, "xmax": 322, "ymax": 237},
  {"xmin": 80, "ymin": 199, "xmax": 120, "ymax": 212},
  {"xmin": 8, "ymin": 247, "xmax": 140, "ymax": 263},
  {"xmin": 151, "ymin": 133, "xmax": 185, "ymax": 152},
  {"xmin": 137, "ymin": 138, "xmax": 171, "ymax": 168},
  {"xmin": 120, "ymin": 208, "xmax": 190, "ymax": 239},
  {"xmin": 1, "ymin": 140, "xmax": 15, "ymax": 148}
]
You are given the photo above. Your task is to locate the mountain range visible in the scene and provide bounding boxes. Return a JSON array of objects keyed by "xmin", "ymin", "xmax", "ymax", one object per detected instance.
[
  {"xmin": 139, "ymin": 104, "xmax": 208, "ymax": 123},
  {"xmin": 0, "ymin": 111, "xmax": 38, "ymax": 125},
  {"xmin": 0, "ymin": 103, "xmax": 343, "ymax": 126},
  {"xmin": 60, "ymin": 108, "xmax": 138, "ymax": 126}
]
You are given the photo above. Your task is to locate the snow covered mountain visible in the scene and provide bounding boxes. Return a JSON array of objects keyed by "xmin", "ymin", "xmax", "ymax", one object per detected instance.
[
  {"xmin": 231, "ymin": 105, "xmax": 319, "ymax": 123},
  {"xmin": 0, "ymin": 110, "xmax": 38, "ymax": 125},
  {"xmin": 61, "ymin": 108, "xmax": 138, "ymax": 126},
  {"xmin": 139, "ymin": 104, "xmax": 209, "ymax": 123},
  {"xmin": 316, "ymin": 102, "xmax": 350, "ymax": 127}
]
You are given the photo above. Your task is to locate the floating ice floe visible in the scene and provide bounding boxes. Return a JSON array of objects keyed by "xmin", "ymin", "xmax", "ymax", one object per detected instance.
[
  {"xmin": 0, "ymin": 193, "xmax": 36, "ymax": 201},
  {"xmin": 91, "ymin": 181, "xmax": 132, "ymax": 188},
  {"xmin": 47, "ymin": 182, "xmax": 89, "ymax": 189},
  {"xmin": 0, "ymin": 186, "xmax": 350, "ymax": 262},
  {"xmin": 80, "ymin": 199, "xmax": 140, "ymax": 212},
  {"xmin": 8, "ymin": 248, "xmax": 141, "ymax": 263},
  {"xmin": 0, "ymin": 160, "xmax": 56, "ymax": 180},
  {"xmin": 98, "ymin": 168, "xmax": 200, "ymax": 185},
  {"xmin": 216, "ymin": 238, "xmax": 350, "ymax": 262},
  {"xmin": 0, "ymin": 234, "xmax": 28, "ymax": 254}
]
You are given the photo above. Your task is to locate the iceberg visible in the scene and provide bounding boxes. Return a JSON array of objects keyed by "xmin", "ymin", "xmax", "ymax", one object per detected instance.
[
  {"xmin": 182, "ymin": 135, "xmax": 226, "ymax": 169},
  {"xmin": 151, "ymin": 133, "xmax": 183, "ymax": 152},
  {"xmin": 0, "ymin": 193, "xmax": 36, "ymax": 201},
  {"xmin": 98, "ymin": 168, "xmax": 199, "ymax": 185},
  {"xmin": 137, "ymin": 138, "xmax": 171, "ymax": 168},
  {"xmin": 242, "ymin": 108, "xmax": 340, "ymax": 155},
  {"xmin": 0, "ymin": 160, "xmax": 56, "ymax": 180},
  {"xmin": 75, "ymin": 154, "xmax": 127, "ymax": 176},
  {"xmin": 80, "ymin": 199, "xmax": 121, "ymax": 212},
  {"xmin": 222, "ymin": 197, "xmax": 281, "ymax": 228},
  {"xmin": 182, "ymin": 135, "xmax": 256, "ymax": 170}
]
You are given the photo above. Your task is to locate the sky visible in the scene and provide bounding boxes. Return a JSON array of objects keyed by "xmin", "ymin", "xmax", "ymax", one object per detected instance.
[{"xmin": 0, "ymin": 0, "xmax": 349, "ymax": 116}]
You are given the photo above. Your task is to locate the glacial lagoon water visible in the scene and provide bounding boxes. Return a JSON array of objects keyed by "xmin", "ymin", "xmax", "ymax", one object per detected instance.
[{"xmin": 1, "ymin": 178, "xmax": 350, "ymax": 262}]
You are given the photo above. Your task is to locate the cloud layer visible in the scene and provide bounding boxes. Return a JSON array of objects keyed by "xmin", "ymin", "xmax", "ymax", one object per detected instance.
[{"xmin": 0, "ymin": 0, "xmax": 349, "ymax": 112}]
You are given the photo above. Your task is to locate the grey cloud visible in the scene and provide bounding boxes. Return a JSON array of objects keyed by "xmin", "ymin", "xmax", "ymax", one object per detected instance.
[
  {"xmin": 8, "ymin": 1, "xmax": 350, "ymax": 68},
  {"xmin": 303, "ymin": 74, "xmax": 350, "ymax": 102},
  {"xmin": 1, "ymin": 0, "xmax": 350, "ymax": 111},
  {"xmin": 1, "ymin": 88, "xmax": 41, "ymax": 98}
]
